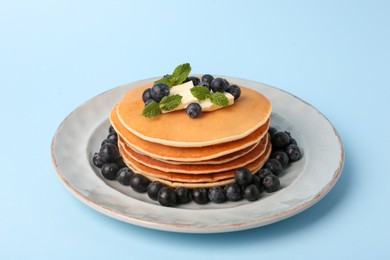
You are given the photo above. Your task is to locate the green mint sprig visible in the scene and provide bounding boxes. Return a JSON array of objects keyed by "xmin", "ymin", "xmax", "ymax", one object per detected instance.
[
  {"xmin": 190, "ymin": 86, "xmax": 229, "ymax": 107},
  {"xmin": 155, "ymin": 63, "xmax": 191, "ymax": 88},
  {"xmin": 142, "ymin": 94, "xmax": 183, "ymax": 118}
]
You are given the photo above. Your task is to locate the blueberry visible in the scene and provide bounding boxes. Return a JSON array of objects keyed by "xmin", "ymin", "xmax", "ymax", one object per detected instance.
[
  {"xmin": 210, "ymin": 78, "xmax": 228, "ymax": 93},
  {"xmin": 129, "ymin": 174, "xmax": 150, "ymax": 193},
  {"xmin": 186, "ymin": 103, "xmax": 202, "ymax": 118},
  {"xmin": 251, "ymin": 174, "xmax": 264, "ymax": 192},
  {"xmin": 175, "ymin": 187, "xmax": 192, "ymax": 204},
  {"xmin": 150, "ymin": 82, "xmax": 170, "ymax": 102},
  {"xmin": 262, "ymin": 174, "xmax": 280, "ymax": 192},
  {"xmin": 115, "ymin": 156, "xmax": 126, "ymax": 169},
  {"xmin": 285, "ymin": 131, "xmax": 298, "ymax": 145},
  {"xmin": 285, "ymin": 144, "xmax": 302, "ymax": 161},
  {"xmin": 201, "ymin": 74, "xmax": 214, "ymax": 85},
  {"xmin": 92, "ymin": 153, "xmax": 104, "ymax": 168},
  {"xmin": 144, "ymin": 99, "xmax": 155, "ymax": 106},
  {"xmin": 268, "ymin": 127, "xmax": 277, "ymax": 136},
  {"xmin": 109, "ymin": 125, "xmax": 116, "ymax": 134},
  {"xmin": 142, "ymin": 88, "xmax": 152, "ymax": 103},
  {"xmin": 147, "ymin": 181, "xmax": 164, "ymax": 200},
  {"xmin": 158, "ymin": 187, "xmax": 178, "ymax": 207},
  {"xmin": 101, "ymin": 138, "xmax": 116, "ymax": 147},
  {"xmin": 192, "ymin": 188, "xmax": 209, "ymax": 204},
  {"xmin": 225, "ymin": 85, "xmax": 241, "ymax": 100},
  {"xmin": 271, "ymin": 131, "xmax": 290, "ymax": 149},
  {"xmin": 224, "ymin": 183, "xmax": 243, "ymax": 201},
  {"xmin": 223, "ymin": 79, "xmax": 230, "ymax": 88},
  {"xmin": 107, "ymin": 132, "xmax": 118, "ymax": 143},
  {"xmin": 208, "ymin": 186, "xmax": 227, "ymax": 203},
  {"xmin": 101, "ymin": 163, "xmax": 119, "ymax": 180},
  {"xmin": 256, "ymin": 168, "xmax": 273, "ymax": 182},
  {"xmin": 270, "ymin": 151, "xmax": 289, "ymax": 167},
  {"xmin": 99, "ymin": 143, "xmax": 119, "ymax": 163},
  {"xmin": 265, "ymin": 159, "xmax": 283, "ymax": 175},
  {"xmin": 116, "ymin": 167, "xmax": 133, "ymax": 185},
  {"xmin": 185, "ymin": 76, "xmax": 200, "ymax": 86},
  {"xmin": 243, "ymin": 184, "xmax": 261, "ymax": 201},
  {"xmin": 235, "ymin": 168, "xmax": 253, "ymax": 187}
]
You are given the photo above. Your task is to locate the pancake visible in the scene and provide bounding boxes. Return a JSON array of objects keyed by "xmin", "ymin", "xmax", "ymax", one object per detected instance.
[
  {"xmin": 116, "ymin": 83, "xmax": 272, "ymax": 147},
  {"xmin": 119, "ymin": 134, "xmax": 269, "ymax": 174},
  {"xmin": 143, "ymin": 176, "xmax": 235, "ymax": 189},
  {"xmin": 110, "ymin": 106, "xmax": 270, "ymax": 161},
  {"xmin": 119, "ymin": 140, "xmax": 272, "ymax": 185}
]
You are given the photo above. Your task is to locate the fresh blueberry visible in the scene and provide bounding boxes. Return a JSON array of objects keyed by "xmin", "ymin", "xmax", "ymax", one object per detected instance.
[
  {"xmin": 115, "ymin": 156, "xmax": 126, "ymax": 169},
  {"xmin": 285, "ymin": 144, "xmax": 302, "ymax": 161},
  {"xmin": 271, "ymin": 151, "xmax": 290, "ymax": 167},
  {"xmin": 129, "ymin": 174, "xmax": 150, "ymax": 193},
  {"xmin": 101, "ymin": 163, "xmax": 119, "ymax": 180},
  {"xmin": 147, "ymin": 181, "xmax": 164, "ymax": 200},
  {"xmin": 225, "ymin": 85, "xmax": 241, "ymax": 100},
  {"xmin": 186, "ymin": 103, "xmax": 202, "ymax": 118},
  {"xmin": 175, "ymin": 187, "xmax": 192, "ymax": 204},
  {"xmin": 99, "ymin": 143, "xmax": 119, "ymax": 163},
  {"xmin": 243, "ymin": 184, "xmax": 261, "ymax": 201},
  {"xmin": 201, "ymin": 74, "xmax": 214, "ymax": 85},
  {"xmin": 251, "ymin": 174, "xmax": 264, "ymax": 192},
  {"xmin": 224, "ymin": 183, "xmax": 243, "ymax": 201},
  {"xmin": 109, "ymin": 125, "xmax": 116, "ymax": 134},
  {"xmin": 150, "ymin": 82, "xmax": 170, "ymax": 102},
  {"xmin": 285, "ymin": 131, "xmax": 298, "ymax": 145},
  {"xmin": 223, "ymin": 79, "xmax": 230, "ymax": 88},
  {"xmin": 192, "ymin": 188, "xmax": 209, "ymax": 204},
  {"xmin": 158, "ymin": 187, "xmax": 178, "ymax": 207},
  {"xmin": 268, "ymin": 126, "xmax": 277, "ymax": 136},
  {"xmin": 92, "ymin": 153, "xmax": 104, "ymax": 168},
  {"xmin": 144, "ymin": 99, "xmax": 155, "ymax": 106},
  {"xmin": 235, "ymin": 168, "xmax": 253, "ymax": 187},
  {"xmin": 262, "ymin": 174, "xmax": 280, "ymax": 192},
  {"xmin": 101, "ymin": 138, "xmax": 116, "ymax": 147},
  {"xmin": 116, "ymin": 167, "xmax": 133, "ymax": 185},
  {"xmin": 271, "ymin": 131, "xmax": 290, "ymax": 149},
  {"xmin": 107, "ymin": 132, "xmax": 118, "ymax": 143},
  {"xmin": 185, "ymin": 76, "xmax": 200, "ymax": 86},
  {"xmin": 210, "ymin": 78, "xmax": 228, "ymax": 93},
  {"xmin": 256, "ymin": 168, "xmax": 273, "ymax": 182},
  {"xmin": 208, "ymin": 186, "xmax": 227, "ymax": 203},
  {"xmin": 265, "ymin": 159, "xmax": 283, "ymax": 175},
  {"xmin": 142, "ymin": 88, "xmax": 152, "ymax": 103}
]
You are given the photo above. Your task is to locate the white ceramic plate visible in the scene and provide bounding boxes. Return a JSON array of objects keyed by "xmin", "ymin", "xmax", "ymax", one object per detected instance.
[{"xmin": 51, "ymin": 77, "xmax": 344, "ymax": 233}]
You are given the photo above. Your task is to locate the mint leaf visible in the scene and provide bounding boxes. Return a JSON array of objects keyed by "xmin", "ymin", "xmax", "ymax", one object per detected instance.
[
  {"xmin": 155, "ymin": 77, "xmax": 172, "ymax": 88},
  {"xmin": 190, "ymin": 86, "xmax": 211, "ymax": 100},
  {"xmin": 210, "ymin": 92, "xmax": 229, "ymax": 107},
  {"xmin": 170, "ymin": 63, "xmax": 191, "ymax": 86},
  {"xmin": 159, "ymin": 94, "xmax": 182, "ymax": 111},
  {"xmin": 142, "ymin": 101, "xmax": 162, "ymax": 118}
]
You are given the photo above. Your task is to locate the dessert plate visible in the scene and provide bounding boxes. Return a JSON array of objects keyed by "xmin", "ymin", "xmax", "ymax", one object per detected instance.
[{"xmin": 51, "ymin": 77, "xmax": 344, "ymax": 233}]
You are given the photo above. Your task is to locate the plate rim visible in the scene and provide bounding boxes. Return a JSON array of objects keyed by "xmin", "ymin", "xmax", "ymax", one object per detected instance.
[{"xmin": 51, "ymin": 76, "xmax": 344, "ymax": 233}]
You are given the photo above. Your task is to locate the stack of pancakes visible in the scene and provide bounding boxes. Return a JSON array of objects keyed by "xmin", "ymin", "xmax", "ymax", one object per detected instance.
[{"xmin": 110, "ymin": 83, "xmax": 272, "ymax": 188}]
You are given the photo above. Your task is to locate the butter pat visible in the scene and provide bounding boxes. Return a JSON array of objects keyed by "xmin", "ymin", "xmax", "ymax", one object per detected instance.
[{"xmin": 164, "ymin": 81, "xmax": 234, "ymax": 113}]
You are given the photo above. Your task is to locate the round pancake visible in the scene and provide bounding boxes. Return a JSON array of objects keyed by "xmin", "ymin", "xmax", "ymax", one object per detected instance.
[
  {"xmin": 117, "ymin": 83, "xmax": 272, "ymax": 147},
  {"xmin": 110, "ymin": 106, "xmax": 270, "ymax": 161},
  {"xmin": 119, "ymin": 140, "xmax": 272, "ymax": 185},
  {"xmin": 119, "ymin": 134, "xmax": 268, "ymax": 174}
]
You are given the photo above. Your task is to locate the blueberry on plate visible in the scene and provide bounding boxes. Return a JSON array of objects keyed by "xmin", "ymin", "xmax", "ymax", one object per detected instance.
[
  {"xmin": 243, "ymin": 184, "xmax": 261, "ymax": 201},
  {"xmin": 270, "ymin": 151, "xmax": 290, "ymax": 167},
  {"xmin": 142, "ymin": 88, "xmax": 152, "ymax": 103},
  {"xmin": 186, "ymin": 103, "xmax": 202, "ymax": 118},
  {"xmin": 251, "ymin": 174, "xmax": 264, "ymax": 192},
  {"xmin": 285, "ymin": 144, "xmax": 302, "ymax": 161},
  {"xmin": 256, "ymin": 168, "xmax": 273, "ymax": 182},
  {"xmin": 108, "ymin": 125, "xmax": 116, "ymax": 134},
  {"xmin": 208, "ymin": 186, "xmax": 227, "ymax": 203},
  {"xmin": 147, "ymin": 181, "xmax": 164, "ymax": 200},
  {"xmin": 201, "ymin": 74, "xmax": 214, "ymax": 85},
  {"xmin": 99, "ymin": 143, "xmax": 119, "ymax": 163},
  {"xmin": 224, "ymin": 183, "xmax": 243, "ymax": 201},
  {"xmin": 192, "ymin": 188, "xmax": 209, "ymax": 204},
  {"xmin": 268, "ymin": 126, "xmax": 277, "ymax": 136},
  {"xmin": 107, "ymin": 132, "xmax": 118, "ymax": 143},
  {"xmin": 101, "ymin": 163, "xmax": 119, "ymax": 180},
  {"xmin": 271, "ymin": 131, "xmax": 290, "ymax": 149},
  {"xmin": 129, "ymin": 174, "xmax": 150, "ymax": 193},
  {"xmin": 101, "ymin": 138, "xmax": 116, "ymax": 147},
  {"xmin": 234, "ymin": 168, "xmax": 253, "ymax": 187},
  {"xmin": 225, "ymin": 85, "xmax": 241, "ymax": 100},
  {"xmin": 116, "ymin": 167, "xmax": 133, "ymax": 185},
  {"xmin": 92, "ymin": 153, "xmax": 104, "ymax": 168},
  {"xmin": 262, "ymin": 174, "xmax": 280, "ymax": 192},
  {"xmin": 175, "ymin": 187, "xmax": 192, "ymax": 204},
  {"xmin": 265, "ymin": 159, "xmax": 283, "ymax": 175},
  {"xmin": 150, "ymin": 82, "xmax": 170, "ymax": 102},
  {"xmin": 158, "ymin": 187, "xmax": 178, "ymax": 207},
  {"xmin": 210, "ymin": 78, "xmax": 228, "ymax": 92}
]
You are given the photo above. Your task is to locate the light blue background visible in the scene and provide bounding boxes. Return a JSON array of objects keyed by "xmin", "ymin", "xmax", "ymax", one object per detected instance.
[{"xmin": 1, "ymin": 0, "xmax": 389, "ymax": 259}]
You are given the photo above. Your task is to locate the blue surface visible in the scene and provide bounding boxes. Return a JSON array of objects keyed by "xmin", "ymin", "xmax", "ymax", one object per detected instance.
[{"xmin": 1, "ymin": 0, "xmax": 389, "ymax": 259}]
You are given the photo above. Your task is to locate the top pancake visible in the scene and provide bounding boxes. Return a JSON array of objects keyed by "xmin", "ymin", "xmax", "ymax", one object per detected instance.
[{"xmin": 117, "ymin": 83, "xmax": 271, "ymax": 147}]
